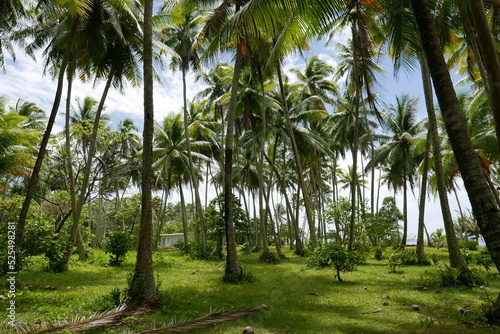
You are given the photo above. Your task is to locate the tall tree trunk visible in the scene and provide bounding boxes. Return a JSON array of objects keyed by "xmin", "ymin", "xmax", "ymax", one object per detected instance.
[
  {"xmin": 348, "ymin": 97, "xmax": 360, "ymax": 251},
  {"xmin": 128, "ymin": 0, "xmax": 157, "ymax": 304},
  {"xmin": 416, "ymin": 130, "xmax": 431, "ymax": 260},
  {"xmin": 411, "ymin": 0, "xmax": 497, "ymax": 291},
  {"xmin": 276, "ymin": 63, "xmax": 318, "ymax": 249},
  {"xmin": 181, "ymin": 67, "xmax": 207, "ymax": 255},
  {"xmin": 401, "ymin": 170, "xmax": 408, "ymax": 247},
  {"xmin": 65, "ymin": 67, "xmax": 115, "ymax": 264},
  {"xmin": 179, "ymin": 184, "xmax": 189, "ymax": 248},
  {"xmin": 419, "ymin": 54, "xmax": 472, "ymax": 275},
  {"xmin": 467, "ymin": 0, "xmax": 500, "ymax": 151},
  {"xmin": 15, "ymin": 22, "xmax": 78, "ymax": 268},
  {"xmin": 64, "ymin": 71, "xmax": 87, "ymax": 263},
  {"xmin": 223, "ymin": 26, "xmax": 243, "ymax": 282}
]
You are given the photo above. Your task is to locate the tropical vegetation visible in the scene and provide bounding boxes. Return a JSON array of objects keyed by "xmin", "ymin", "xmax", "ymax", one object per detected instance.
[{"xmin": 2, "ymin": 0, "xmax": 500, "ymax": 331}]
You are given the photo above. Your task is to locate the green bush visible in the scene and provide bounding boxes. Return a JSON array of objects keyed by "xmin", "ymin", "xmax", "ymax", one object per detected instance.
[
  {"xmin": 103, "ymin": 231, "xmax": 132, "ymax": 266},
  {"xmin": 388, "ymin": 249, "xmax": 430, "ymax": 272},
  {"xmin": 308, "ymin": 242, "xmax": 364, "ymax": 282},
  {"xmin": 459, "ymin": 239, "xmax": 478, "ymax": 251},
  {"xmin": 373, "ymin": 246, "xmax": 385, "ymax": 260},
  {"xmin": 476, "ymin": 250, "xmax": 494, "ymax": 272},
  {"xmin": 258, "ymin": 250, "xmax": 281, "ymax": 264},
  {"xmin": 39, "ymin": 235, "xmax": 69, "ymax": 272}
]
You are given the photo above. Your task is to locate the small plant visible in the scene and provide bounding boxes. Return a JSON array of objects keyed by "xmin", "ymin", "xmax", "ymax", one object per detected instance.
[
  {"xmin": 460, "ymin": 247, "xmax": 473, "ymax": 265},
  {"xmin": 103, "ymin": 231, "xmax": 132, "ymax": 266},
  {"xmin": 420, "ymin": 316, "xmax": 436, "ymax": 328},
  {"xmin": 388, "ymin": 250, "xmax": 404, "ymax": 273},
  {"xmin": 258, "ymin": 250, "xmax": 281, "ymax": 264},
  {"xmin": 94, "ymin": 287, "xmax": 128, "ymax": 311},
  {"xmin": 373, "ymin": 246, "xmax": 385, "ymax": 260},
  {"xmin": 429, "ymin": 252, "xmax": 440, "ymax": 265},
  {"xmin": 476, "ymin": 250, "xmax": 494, "ymax": 272},
  {"xmin": 439, "ymin": 264, "xmax": 463, "ymax": 287}
]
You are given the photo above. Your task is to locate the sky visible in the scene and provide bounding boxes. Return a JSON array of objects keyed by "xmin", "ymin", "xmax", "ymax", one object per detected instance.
[{"xmin": 0, "ymin": 25, "xmax": 472, "ymax": 241}]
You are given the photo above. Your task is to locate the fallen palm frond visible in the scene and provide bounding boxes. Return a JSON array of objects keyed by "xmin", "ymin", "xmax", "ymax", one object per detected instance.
[
  {"xmin": 1, "ymin": 304, "xmax": 151, "ymax": 334},
  {"xmin": 144, "ymin": 304, "xmax": 269, "ymax": 333}
]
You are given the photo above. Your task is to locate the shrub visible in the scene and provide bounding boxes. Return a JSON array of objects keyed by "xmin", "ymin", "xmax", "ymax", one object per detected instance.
[
  {"xmin": 258, "ymin": 250, "xmax": 280, "ymax": 264},
  {"xmin": 388, "ymin": 249, "xmax": 430, "ymax": 272},
  {"xmin": 103, "ymin": 231, "xmax": 132, "ymax": 266},
  {"xmin": 308, "ymin": 242, "xmax": 364, "ymax": 282},
  {"xmin": 439, "ymin": 263, "xmax": 463, "ymax": 287},
  {"xmin": 461, "ymin": 247, "xmax": 473, "ymax": 265},
  {"xmin": 39, "ymin": 235, "xmax": 69, "ymax": 272},
  {"xmin": 476, "ymin": 250, "xmax": 494, "ymax": 272},
  {"xmin": 373, "ymin": 246, "xmax": 385, "ymax": 260},
  {"xmin": 459, "ymin": 239, "xmax": 478, "ymax": 251}
]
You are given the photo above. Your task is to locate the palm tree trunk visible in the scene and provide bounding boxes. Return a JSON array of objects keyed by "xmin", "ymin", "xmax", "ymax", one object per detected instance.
[
  {"xmin": 276, "ymin": 63, "xmax": 318, "ymax": 249},
  {"xmin": 467, "ymin": 0, "xmax": 500, "ymax": 151},
  {"xmin": 15, "ymin": 22, "xmax": 78, "ymax": 267},
  {"xmin": 128, "ymin": 0, "xmax": 157, "ymax": 304},
  {"xmin": 179, "ymin": 184, "xmax": 189, "ymax": 248},
  {"xmin": 411, "ymin": 0, "xmax": 494, "ymax": 289},
  {"xmin": 64, "ymin": 71, "xmax": 87, "ymax": 263},
  {"xmin": 417, "ymin": 130, "xmax": 431, "ymax": 260},
  {"xmin": 419, "ymin": 53, "xmax": 471, "ymax": 274},
  {"xmin": 65, "ymin": 66, "xmax": 115, "ymax": 264},
  {"xmin": 223, "ymin": 26, "xmax": 244, "ymax": 282},
  {"xmin": 181, "ymin": 67, "xmax": 207, "ymax": 255},
  {"xmin": 401, "ymin": 171, "xmax": 408, "ymax": 247}
]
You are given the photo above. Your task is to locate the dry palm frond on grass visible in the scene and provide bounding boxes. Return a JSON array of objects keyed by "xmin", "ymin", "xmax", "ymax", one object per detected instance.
[
  {"xmin": 2, "ymin": 304, "xmax": 268, "ymax": 333},
  {"xmin": 144, "ymin": 304, "xmax": 269, "ymax": 333}
]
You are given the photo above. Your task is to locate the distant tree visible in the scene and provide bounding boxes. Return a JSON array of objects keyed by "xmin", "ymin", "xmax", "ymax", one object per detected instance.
[{"xmin": 204, "ymin": 193, "xmax": 250, "ymax": 259}]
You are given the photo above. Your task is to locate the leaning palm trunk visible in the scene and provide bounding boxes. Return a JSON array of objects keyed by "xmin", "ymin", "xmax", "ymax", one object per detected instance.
[
  {"xmin": 276, "ymin": 63, "xmax": 318, "ymax": 249},
  {"xmin": 467, "ymin": 0, "xmax": 500, "ymax": 152},
  {"xmin": 419, "ymin": 54, "xmax": 473, "ymax": 278},
  {"xmin": 15, "ymin": 22, "xmax": 78, "ymax": 268},
  {"xmin": 411, "ymin": 0, "xmax": 495, "ymax": 293},
  {"xmin": 65, "ymin": 66, "xmax": 116, "ymax": 264}
]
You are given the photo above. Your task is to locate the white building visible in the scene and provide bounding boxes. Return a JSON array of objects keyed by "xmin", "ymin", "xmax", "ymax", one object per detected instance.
[{"xmin": 158, "ymin": 233, "xmax": 190, "ymax": 248}]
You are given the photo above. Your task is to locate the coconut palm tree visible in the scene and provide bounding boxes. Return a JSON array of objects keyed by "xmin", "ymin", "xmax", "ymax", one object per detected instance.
[
  {"xmin": 368, "ymin": 94, "xmax": 422, "ymax": 247},
  {"xmin": 381, "ymin": 0, "xmax": 471, "ymax": 269},
  {"xmin": 128, "ymin": 0, "xmax": 156, "ymax": 305},
  {"xmin": 15, "ymin": 0, "xmax": 92, "ymax": 267},
  {"xmin": 410, "ymin": 0, "xmax": 500, "ymax": 303},
  {"xmin": 0, "ymin": 0, "xmax": 26, "ymax": 70},
  {"xmin": 158, "ymin": 2, "xmax": 209, "ymax": 254},
  {"xmin": 153, "ymin": 113, "xmax": 210, "ymax": 248},
  {"xmin": 0, "ymin": 98, "xmax": 39, "ymax": 182}
]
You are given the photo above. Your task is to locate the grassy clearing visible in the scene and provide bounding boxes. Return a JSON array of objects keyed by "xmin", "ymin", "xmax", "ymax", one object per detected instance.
[{"xmin": 1, "ymin": 247, "xmax": 499, "ymax": 333}]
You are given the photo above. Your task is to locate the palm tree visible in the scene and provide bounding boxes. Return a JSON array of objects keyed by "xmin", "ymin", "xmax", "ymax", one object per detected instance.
[
  {"xmin": 153, "ymin": 113, "xmax": 210, "ymax": 248},
  {"xmin": 381, "ymin": 0, "xmax": 471, "ymax": 269},
  {"xmin": 158, "ymin": 2, "xmax": 208, "ymax": 255},
  {"xmin": 15, "ymin": 0, "xmax": 92, "ymax": 266},
  {"xmin": 368, "ymin": 94, "xmax": 422, "ymax": 247},
  {"xmin": 410, "ymin": 0, "xmax": 500, "ymax": 301},
  {"xmin": 0, "ymin": 98, "xmax": 39, "ymax": 183},
  {"xmin": 128, "ymin": 0, "xmax": 157, "ymax": 305},
  {"xmin": 0, "ymin": 0, "xmax": 25, "ymax": 70}
]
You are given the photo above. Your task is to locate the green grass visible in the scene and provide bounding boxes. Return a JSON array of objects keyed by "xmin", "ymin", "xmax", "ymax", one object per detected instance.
[{"xmin": 1, "ymin": 247, "xmax": 500, "ymax": 333}]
